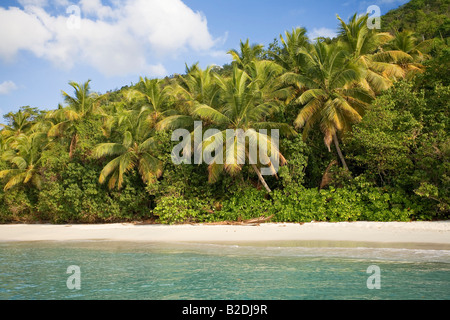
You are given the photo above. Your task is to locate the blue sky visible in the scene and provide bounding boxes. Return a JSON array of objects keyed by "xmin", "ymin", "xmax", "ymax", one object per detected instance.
[{"xmin": 0, "ymin": 0, "xmax": 409, "ymax": 116}]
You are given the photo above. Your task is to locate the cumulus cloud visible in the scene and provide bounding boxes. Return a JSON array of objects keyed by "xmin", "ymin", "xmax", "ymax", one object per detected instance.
[
  {"xmin": 309, "ymin": 27, "xmax": 337, "ymax": 40},
  {"xmin": 0, "ymin": 81, "xmax": 18, "ymax": 95},
  {"xmin": 0, "ymin": 0, "xmax": 219, "ymax": 77}
]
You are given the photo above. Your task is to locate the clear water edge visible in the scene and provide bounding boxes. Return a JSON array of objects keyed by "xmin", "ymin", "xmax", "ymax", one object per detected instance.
[{"xmin": 1, "ymin": 240, "xmax": 449, "ymax": 300}]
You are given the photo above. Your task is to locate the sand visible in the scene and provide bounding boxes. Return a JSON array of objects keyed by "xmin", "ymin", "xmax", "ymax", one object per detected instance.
[{"xmin": 0, "ymin": 221, "xmax": 449, "ymax": 247}]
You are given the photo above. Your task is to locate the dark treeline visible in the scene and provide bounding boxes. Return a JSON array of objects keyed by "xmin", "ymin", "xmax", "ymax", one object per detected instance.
[{"xmin": 1, "ymin": 2, "xmax": 449, "ymax": 223}]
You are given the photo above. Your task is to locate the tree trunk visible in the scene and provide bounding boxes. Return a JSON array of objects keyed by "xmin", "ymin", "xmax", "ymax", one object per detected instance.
[
  {"xmin": 332, "ymin": 133, "xmax": 349, "ymax": 171},
  {"xmin": 69, "ymin": 134, "xmax": 78, "ymax": 159},
  {"xmin": 251, "ymin": 163, "xmax": 272, "ymax": 193}
]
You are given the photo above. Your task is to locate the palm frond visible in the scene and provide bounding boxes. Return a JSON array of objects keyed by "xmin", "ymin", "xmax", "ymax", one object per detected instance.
[
  {"xmin": 47, "ymin": 121, "xmax": 71, "ymax": 137},
  {"xmin": 253, "ymin": 122, "xmax": 297, "ymax": 137},
  {"xmin": 294, "ymin": 98, "xmax": 322, "ymax": 129},
  {"xmin": 155, "ymin": 115, "xmax": 194, "ymax": 131},
  {"xmin": 99, "ymin": 157, "xmax": 121, "ymax": 185},
  {"xmin": 3, "ymin": 172, "xmax": 27, "ymax": 191},
  {"xmin": 194, "ymin": 104, "xmax": 231, "ymax": 125},
  {"xmin": 298, "ymin": 89, "xmax": 326, "ymax": 105},
  {"xmin": 93, "ymin": 143, "xmax": 127, "ymax": 159}
]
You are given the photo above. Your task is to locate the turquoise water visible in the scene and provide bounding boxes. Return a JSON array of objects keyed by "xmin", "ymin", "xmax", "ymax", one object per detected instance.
[{"xmin": 0, "ymin": 241, "xmax": 449, "ymax": 300}]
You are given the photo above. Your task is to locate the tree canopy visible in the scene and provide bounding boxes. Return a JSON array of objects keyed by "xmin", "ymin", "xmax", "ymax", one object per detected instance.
[{"xmin": 1, "ymin": 3, "xmax": 448, "ymax": 223}]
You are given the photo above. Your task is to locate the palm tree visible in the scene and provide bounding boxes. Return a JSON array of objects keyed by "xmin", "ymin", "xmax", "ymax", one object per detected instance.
[
  {"xmin": 193, "ymin": 64, "xmax": 293, "ymax": 192},
  {"xmin": 46, "ymin": 80, "xmax": 100, "ymax": 158},
  {"xmin": 156, "ymin": 63, "xmax": 220, "ymax": 131},
  {"xmin": 228, "ymin": 39, "xmax": 264, "ymax": 71},
  {"xmin": 246, "ymin": 59, "xmax": 296, "ymax": 114},
  {"xmin": 128, "ymin": 77, "xmax": 175, "ymax": 129},
  {"xmin": 289, "ymin": 41, "xmax": 373, "ymax": 170},
  {"xmin": 98, "ymin": 95, "xmax": 133, "ymax": 138},
  {"xmin": 337, "ymin": 13, "xmax": 410, "ymax": 95},
  {"xmin": 92, "ymin": 114, "xmax": 162, "ymax": 190},
  {"xmin": 176, "ymin": 63, "xmax": 220, "ymax": 107},
  {"xmin": 0, "ymin": 132, "xmax": 47, "ymax": 191},
  {"xmin": 0, "ymin": 109, "xmax": 35, "ymax": 142},
  {"xmin": 385, "ymin": 30, "xmax": 431, "ymax": 76},
  {"xmin": 270, "ymin": 27, "xmax": 311, "ymax": 73}
]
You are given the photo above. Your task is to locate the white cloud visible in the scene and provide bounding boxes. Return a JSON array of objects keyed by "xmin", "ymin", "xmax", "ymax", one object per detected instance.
[
  {"xmin": 0, "ymin": 81, "xmax": 18, "ymax": 95},
  {"xmin": 0, "ymin": 7, "xmax": 52, "ymax": 61},
  {"xmin": 0, "ymin": 0, "xmax": 219, "ymax": 77},
  {"xmin": 123, "ymin": 0, "xmax": 215, "ymax": 55},
  {"xmin": 309, "ymin": 27, "xmax": 337, "ymax": 40},
  {"xmin": 17, "ymin": 0, "xmax": 49, "ymax": 7},
  {"xmin": 79, "ymin": 0, "xmax": 116, "ymax": 19}
]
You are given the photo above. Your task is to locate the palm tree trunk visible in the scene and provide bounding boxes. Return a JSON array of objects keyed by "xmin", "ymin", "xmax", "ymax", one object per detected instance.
[
  {"xmin": 332, "ymin": 133, "xmax": 349, "ymax": 171},
  {"xmin": 251, "ymin": 163, "xmax": 272, "ymax": 193},
  {"xmin": 69, "ymin": 134, "xmax": 78, "ymax": 159}
]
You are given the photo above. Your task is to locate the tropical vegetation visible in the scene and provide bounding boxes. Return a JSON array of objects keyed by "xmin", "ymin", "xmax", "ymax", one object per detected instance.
[{"xmin": 1, "ymin": 0, "xmax": 449, "ymax": 223}]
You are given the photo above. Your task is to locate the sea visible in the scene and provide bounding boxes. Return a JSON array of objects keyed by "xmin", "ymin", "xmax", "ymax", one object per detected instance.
[{"xmin": 0, "ymin": 240, "xmax": 449, "ymax": 300}]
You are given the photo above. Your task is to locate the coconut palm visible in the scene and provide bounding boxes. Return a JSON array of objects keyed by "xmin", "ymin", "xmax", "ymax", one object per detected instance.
[
  {"xmin": 228, "ymin": 39, "xmax": 264, "ymax": 71},
  {"xmin": 290, "ymin": 41, "xmax": 373, "ymax": 170},
  {"xmin": 155, "ymin": 63, "xmax": 221, "ymax": 132},
  {"xmin": 92, "ymin": 114, "xmax": 162, "ymax": 190},
  {"xmin": 193, "ymin": 64, "xmax": 293, "ymax": 192},
  {"xmin": 176, "ymin": 63, "xmax": 220, "ymax": 107},
  {"xmin": 270, "ymin": 27, "xmax": 311, "ymax": 73},
  {"xmin": 337, "ymin": 13, "xmax": 410, "ymax": 95},
  {"xmin": 98, "ymin": 95, "xmax": 133, "ymax": 138},
  {"xmin": 127, "ymin": 77, "xmax": 176, "ymax": 129},
  {"xmin": 0, "ymin": 109, "xmax": 35, "ymax": 141},
  {"xmin": 0, "ymin": 132, "xmax": 47, "ymax": 191},
  {"xmin": 46, "ymin": 80, "xmax": 100, "ymax": 158},
  {"xmin": 246, "ymin": 59, "xmax": 296, "ymax": 113},
  {"xmin": 385, "ymin": 30, "xmax": 432, "ymax": 76}
]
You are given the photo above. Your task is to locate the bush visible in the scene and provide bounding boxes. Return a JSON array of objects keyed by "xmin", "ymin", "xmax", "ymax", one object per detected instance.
[
  {"xmin": 269, "ymin": 183, "xmax": 415, "ymax": 222},
  {"xmin": 210, "ymin": 187, "xmax": 274, "ymax": 222},
  {"xmin": 0, "ymin": 188, "xmax": 36, "ymax": 223},
  {"xmin": 270, "ymin": 186, "xmax": 327, "ymax": 222},
  {"xmin": 36, "ymin": 146, "xmax": 152, "ymax": 223},
  {"xmin": 153, "ymin": 195, "xmax": 211, "ymax": 224}
]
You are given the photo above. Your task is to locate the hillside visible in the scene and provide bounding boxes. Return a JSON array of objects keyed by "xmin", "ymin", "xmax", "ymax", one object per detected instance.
[{"xmin": 382, "ymin": 0, "xmax": 450, "ymax": 39}]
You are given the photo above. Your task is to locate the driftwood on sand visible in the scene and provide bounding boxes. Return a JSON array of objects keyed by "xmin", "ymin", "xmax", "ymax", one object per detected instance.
[
  {"xmin": 133, "ymin": 215, "xmax": 275, "ymax": 226},
  {"xmin": 196, "ymin": 215, "xmax": 275, "ymax": 226}
]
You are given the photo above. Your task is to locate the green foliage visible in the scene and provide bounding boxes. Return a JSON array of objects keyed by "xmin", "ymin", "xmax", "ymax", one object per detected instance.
[
  {"xmin": 1, "ymin": 5, "xmax": 449, "ymax": 224},
  {"xmin": 271, "ymin": 186, "xmax": 328, "ymax": 222},
  {"xmin": 270, "ymin": 183, "xmax": 414, "ymax": 222},
  {"xmin": 36, "ymin": 158, "xmax": 151, "ymax": 223},
  {"xmin": 382, "ymin": 0, "xmax": 450, "ymax": 39},
  {"xmin": 0, "ymin": 188, "xmax": 35, "ymax": 223},
  {"xmin": 277, "ymin": 134, "xmax": 309, "ymax": 187},
  {"xmin": 152, "ymin": 195, "xmax": 211, "ymax": 224},
  {"xmin": 345, "ymin": 81, "xmax": 423, "ymax": 186},
  {"xmin": 345, "ymin": 77, "xmax": 449, "ymax": 218},
  {"xmin": 211, "ymin": 186, "xmax": 273, "ymax": 222}
]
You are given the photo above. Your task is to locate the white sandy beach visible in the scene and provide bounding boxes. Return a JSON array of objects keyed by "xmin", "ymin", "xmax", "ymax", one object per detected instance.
[{"xmin": 0, "ymin": 221, "xmax": 449, "ymax": 247}]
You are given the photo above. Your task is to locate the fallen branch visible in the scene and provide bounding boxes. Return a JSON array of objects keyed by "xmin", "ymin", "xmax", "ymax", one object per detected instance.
[{"xmin": 197, "ymin": 214, "xmax": 275, "ymax": 226}]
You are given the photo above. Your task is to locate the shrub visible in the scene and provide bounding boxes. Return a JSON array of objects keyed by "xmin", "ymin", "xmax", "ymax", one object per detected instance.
[
  {"xmin": 211, "ymin": 186, "xmax": 274, "ymax": 222},
  {"xmin": 153, "ymin": 195, "xmax": 211, "ymax": 224}
]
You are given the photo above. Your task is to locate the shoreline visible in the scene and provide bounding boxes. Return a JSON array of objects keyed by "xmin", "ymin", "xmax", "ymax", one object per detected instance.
[{"xmin": 0, "ymin": 221, "xmax": 449, "ymax": 248}]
